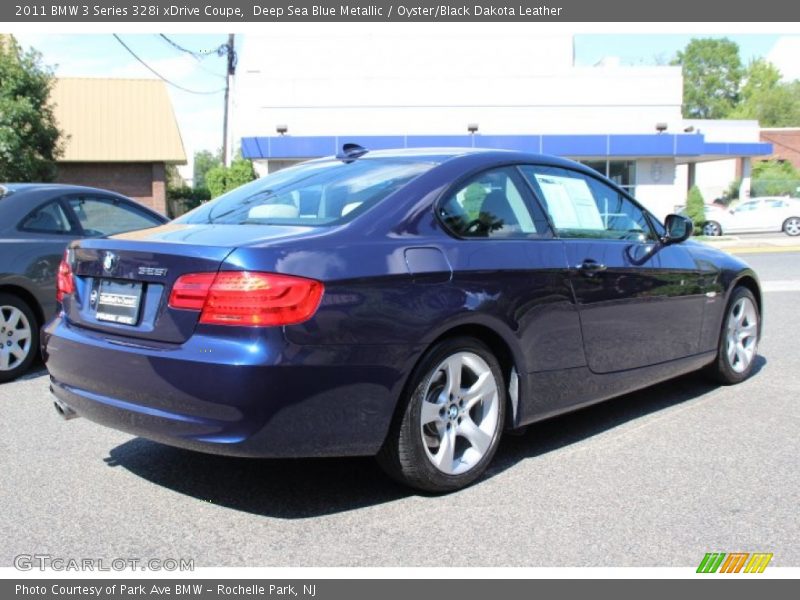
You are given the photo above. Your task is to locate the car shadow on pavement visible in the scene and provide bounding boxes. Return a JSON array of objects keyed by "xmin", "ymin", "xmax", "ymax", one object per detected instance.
[
  {"xmin": 105, "ymin": 440, "xmax": 411, "ymax": 517},
  {"xmin": 488, "ymin": 355, "xmax": 767, "ymax": 476},
  {"xmin": 104, "ymin": 356, "xmax": 766, "ymax": 519},
  {"xmin": 18, "ymin": 364, "xmax": 47, "ymax": 381}
]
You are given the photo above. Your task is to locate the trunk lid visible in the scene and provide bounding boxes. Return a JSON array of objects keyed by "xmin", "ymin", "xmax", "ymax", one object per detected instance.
[{"xmin": 62, "ymin": 223, "xmax": 320, "ymax": 343}]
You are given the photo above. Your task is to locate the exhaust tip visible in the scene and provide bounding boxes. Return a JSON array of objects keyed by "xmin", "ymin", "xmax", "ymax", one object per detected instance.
[{"xmin": 53, "ymin": 400, "xmax": 78, "ymax": 421}]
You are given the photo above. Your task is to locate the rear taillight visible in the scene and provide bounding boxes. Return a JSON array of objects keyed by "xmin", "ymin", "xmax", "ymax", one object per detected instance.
[
  {"xmin": 168, "ymin": 271, "xmax": 324, "ymax": 327},
  {"xmin": 168, "ymin": 273, "xmax": 216, "ymax": 311},
  {"xmin": 56, "ymin": 251, "xmax": 75, "ymax": 302}
]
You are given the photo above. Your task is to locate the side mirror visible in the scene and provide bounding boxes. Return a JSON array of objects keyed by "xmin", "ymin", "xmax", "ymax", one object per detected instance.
[{"xmin": 662, "ymin": 214, "xmax": 693, "ymax": 244}]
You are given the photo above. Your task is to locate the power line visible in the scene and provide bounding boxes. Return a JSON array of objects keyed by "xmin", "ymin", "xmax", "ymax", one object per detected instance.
[
  {"xmin": 156, "ymin": 34, "xmax": 227, "ymax": 79},
  {"xmin": 158, "ymin": 34, "xmax": 226, "ymax": 59},
  {"xmin": 113, "ymin": 34, "xmax": 225, "ymax": 95}
]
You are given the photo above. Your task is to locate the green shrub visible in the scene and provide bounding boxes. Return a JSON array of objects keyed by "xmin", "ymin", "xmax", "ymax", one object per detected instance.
[
  {"xmin": 206, "ymin": 158, "xmax": 256, "ymax": 198},
  {"xmin": 685, "ymin": 185, "xmax": 706, "ymax": 233}
]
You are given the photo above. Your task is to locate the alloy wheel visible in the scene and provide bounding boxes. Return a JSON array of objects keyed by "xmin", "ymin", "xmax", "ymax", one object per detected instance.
[
  {"xmin": 0, "ymin": 305, "xmax": 33, "ymax": 372},
  {"xmin": 419, "ymin": 351, "xmax": 500, "ymax": 475},
  {"xmin": 703, "ymin": 221, "xmax": 721, "ymax": 236},
  {"xmin": 725, "ymin": 296, "xmax": 758, "ymax": 374},
  {"xmin": 784, "ymin": 217, "xmax": 800, "ymax": 236}
]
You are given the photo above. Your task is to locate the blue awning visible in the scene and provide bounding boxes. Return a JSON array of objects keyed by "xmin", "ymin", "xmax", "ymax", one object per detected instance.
[{"xmin": 241, "ymin": 133, "xmax": 772, "ymax": 161}]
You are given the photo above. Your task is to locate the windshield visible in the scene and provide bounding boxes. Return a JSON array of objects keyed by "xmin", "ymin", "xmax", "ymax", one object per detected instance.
[{"xmin": 178, "ymin": 158, "xmax": 435, "ymax": 226}]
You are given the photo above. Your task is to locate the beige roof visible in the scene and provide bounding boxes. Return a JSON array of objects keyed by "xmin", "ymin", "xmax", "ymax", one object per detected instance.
[{"xmin": 51, "ymin": 78, "xmax": 186, "ymax": 164}]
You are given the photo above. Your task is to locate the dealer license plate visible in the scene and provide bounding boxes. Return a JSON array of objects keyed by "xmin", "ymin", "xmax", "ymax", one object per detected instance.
[{"xmin": 95, "ymin": 279, "xmax": 143, "ymax": 326}]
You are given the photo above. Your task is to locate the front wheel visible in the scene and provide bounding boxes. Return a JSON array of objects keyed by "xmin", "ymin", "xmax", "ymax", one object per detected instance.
[
  {"xmin": 703, "ymin": 221, "xmax": 722, "ymax": 236},
  {"xmin": 378, "ymin": 337, "xmax": 506, "ymax": 493},
  {"xmin": 783, "ymin": 217, "xmax": 800, "ymax": 236},
  {"xmin": 0, "ymin": 293, "xmax": 39, "ymax": 383},
  {"xmin": 705, "ymin": 287, "xmax": 760, "ymax": 385}
]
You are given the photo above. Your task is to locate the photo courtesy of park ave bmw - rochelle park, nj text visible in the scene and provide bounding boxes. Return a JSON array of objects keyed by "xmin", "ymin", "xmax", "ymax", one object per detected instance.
[{"xmin": 1, "ymin": 1, "xmax": 800, "ymax": 590}]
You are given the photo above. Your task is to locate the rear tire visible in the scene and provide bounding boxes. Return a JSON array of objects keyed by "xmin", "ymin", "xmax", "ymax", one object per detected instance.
[
  {"xmin": 377, "ymin": 337, "xmax": 506, "ymax": 493},
  {"xmin": 782, "ymin": 217, "xmax": 800, "ymax": 236},
  {"xmin": 0, "ymin": 293, "xmax": 39, "ymax": 383},
  {"xmin": 705, "ymin": 287, "xmax": 760, "ymax": 385},
  {"xmin": 702, "ymin": 221, "xmax": 722, "ymax": 236}
]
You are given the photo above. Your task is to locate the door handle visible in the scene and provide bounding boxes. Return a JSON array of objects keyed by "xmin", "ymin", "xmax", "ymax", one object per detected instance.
[{"xmin": 577, "ymin": 259, "xmax": 607, "ymax": 277}]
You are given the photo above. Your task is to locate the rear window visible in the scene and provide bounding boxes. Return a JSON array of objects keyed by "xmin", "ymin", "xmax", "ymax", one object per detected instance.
[{"xmin": 178, "ymin": 159, "xmax": 435, "ymax": 226}]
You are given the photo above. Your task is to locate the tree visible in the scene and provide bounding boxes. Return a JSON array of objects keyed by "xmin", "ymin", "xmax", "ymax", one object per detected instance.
[
  {"xmin": 751, "ymin": 159, "xmax": 800, "ymax": 197},
  {"xmin": 672, "ymin": 38, "xmax": 743, "ymax": 119},
  {"xmin": 722, "ymin": 179, "xmax": 741, "ymax": 204},
  {"xmin": 193, "ymin": 149, "xmax": 222, "ymax": 190},
  {"xmin": 685, "ymin": 185, "xmax": 706, "ymax": 232},
  {"xmin": 164, "ymin": 163, "xmax": 184, "ymax": 189},
  {"xmin": 206, "ymin": 156, "xmax": 256, "ymax": 198},
  {"xmin": 0, "ymin": 37, "xmax": 62, "ymax": 181},
  {"xmin": 728, "ymin": 60, "xmax": 800, "ymax": 126}
]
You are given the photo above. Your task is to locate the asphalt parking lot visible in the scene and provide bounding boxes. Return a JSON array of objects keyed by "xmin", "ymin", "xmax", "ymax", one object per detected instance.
[{"xmin": 1, "ymin": 251, "xmax": 798, "ymax": 568}]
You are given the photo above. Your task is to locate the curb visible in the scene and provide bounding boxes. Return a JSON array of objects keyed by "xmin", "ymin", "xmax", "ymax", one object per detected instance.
[
  {"xmin": 705, "ymin": 245, "xmax": 800, "ymax": 255},
  {"xmin": 698, "ymin": 239, "xmax": 800, "ymax": 254}
]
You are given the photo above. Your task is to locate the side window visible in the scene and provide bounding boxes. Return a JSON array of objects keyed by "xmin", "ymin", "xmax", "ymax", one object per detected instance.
[
  {"xmin": 19, "ymin": 201, "xmax": 75, "ymax": 234},
  {"xmin": 67, "ymin": 196, "xmax": 162, "ymax": 237},
  {"xmin": 519, "ymin": 165, "xmax": 656, "ymax": 241},
  {"xmin": 438, "ymin": 168, "xmax": 543, "ymax": 238},
  {"xmin": 736, "ymin": 201, "xmax": 761, "ymax": 212}
]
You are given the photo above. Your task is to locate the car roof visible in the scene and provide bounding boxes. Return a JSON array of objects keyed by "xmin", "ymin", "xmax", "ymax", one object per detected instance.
[
  {"xmin": 0, "ymin": 182, "xmax": 130, "ymax": 197},
  {"xmin": 309, "ymin": 146, "xmax": 591, "ymax": 171},
  {"xmin": 0, "ymin": 183, "xmax": 168, "ymax": 229}
]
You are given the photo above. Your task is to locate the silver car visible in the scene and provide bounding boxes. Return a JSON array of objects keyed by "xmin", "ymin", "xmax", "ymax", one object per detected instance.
[{"xmin": 702, "ymin": 197, "xmax": 800, "ymax": 237}]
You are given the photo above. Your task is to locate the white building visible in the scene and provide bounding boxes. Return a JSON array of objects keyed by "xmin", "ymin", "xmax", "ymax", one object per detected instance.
[{"xmin": 232, "ymin": 27, "xmax": 770, "ymax": 220}]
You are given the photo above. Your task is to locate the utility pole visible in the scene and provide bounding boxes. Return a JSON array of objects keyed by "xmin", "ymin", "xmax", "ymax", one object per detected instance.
[{"xmin": 221, "ymin": 34, "xmax": 236, "ymax": 167}]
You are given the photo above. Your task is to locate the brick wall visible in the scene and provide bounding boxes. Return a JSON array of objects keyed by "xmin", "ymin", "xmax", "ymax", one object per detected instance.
[
  {"xmin": 759, "ymin": 130, "xmax": 800, "ymax": 169},
  {"xmin": 56, "ymin": 162, "xmax": 167, "ymax": 214}
]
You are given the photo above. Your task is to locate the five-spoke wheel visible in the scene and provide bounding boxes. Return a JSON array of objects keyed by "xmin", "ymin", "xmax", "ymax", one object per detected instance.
[
  {"xmin": 783, "ymin": 217, "xmax": 800, "ymax": 237},
  {"xmin": 706, "ymin": 286, "xmax": 760, "ymax": 384},
  {"xmin": 419, "ymin": 351, "xmax": 500, "ymax": 476},
  {"xmin": 378, "ymin": 337, "xmax": 505, "ymax": 492},
  {"xmin": 702, "ymin": 221, "xmax": 722, "ymax": 236},
  {"xmin": 0, "ymin": 293, "xmax": 39, "ymax": 383}
]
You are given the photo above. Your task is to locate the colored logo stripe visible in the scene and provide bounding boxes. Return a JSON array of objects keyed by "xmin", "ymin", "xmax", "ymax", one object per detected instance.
[
  {"xmin": 744, "ymin": 553, "xmax": 773, "ymax": 573},
  {"xmin": 697, "ymin": 553, "xmax": 727, "ymax": 573},
  {"xmin": 719, "ymin": 553, "xmax": 749, "ymax": 573},
  {"xmin": 697, "ymin": 552, "xmax": 773, "ymax": 573}
]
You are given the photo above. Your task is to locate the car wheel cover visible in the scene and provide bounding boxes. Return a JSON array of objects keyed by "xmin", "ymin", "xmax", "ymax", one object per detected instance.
[
  {"xmin": 419, "ymin": 351, "xmax": 499, "ymax": 475},
  {"xmin": 0, "ymin": 305, "xmax": 32, "ymax": 371},
  {"xmin": 703, "ymin": 222, "xmax": 720, "ymax": 236},
  {"xmin": 725, "ymin": 297, "xmax": 758, "ymax": 374},
  {"xmin": 785, "ymin": 218, "xmax": 800, "ymax": 236}
]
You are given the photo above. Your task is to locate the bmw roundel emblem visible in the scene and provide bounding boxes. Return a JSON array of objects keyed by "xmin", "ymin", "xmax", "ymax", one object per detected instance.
[{"xmin": 103, "ymin": 252, "xmax": 118, "ymax": 273}]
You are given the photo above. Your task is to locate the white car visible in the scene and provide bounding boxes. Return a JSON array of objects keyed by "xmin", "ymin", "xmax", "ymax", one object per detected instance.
[{"xmin": 702, "ymin": 197, "xmax": 800, "ymax": 236}]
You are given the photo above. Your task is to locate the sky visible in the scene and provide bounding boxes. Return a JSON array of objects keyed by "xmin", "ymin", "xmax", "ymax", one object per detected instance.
[
  {"xmin": 12, "ymin": 32, "xmax": 800, "ymax": 180},
  {"xmin": 574, "ymin": 34, "xmax": 784, "ymax": 66}
]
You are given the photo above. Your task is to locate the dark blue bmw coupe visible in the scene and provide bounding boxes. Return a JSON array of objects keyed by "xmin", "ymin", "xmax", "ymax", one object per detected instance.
[{"xmin": 43, "ymin": 146, "xmax": 761, "ymax": 492}]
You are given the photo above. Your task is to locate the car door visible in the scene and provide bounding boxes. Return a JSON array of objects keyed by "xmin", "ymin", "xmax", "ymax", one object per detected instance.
[
  {"xmin": 63, "ymin": 194, "xmax": 165, "ymax": 237},
  {"xmin": 437, "ymin": 166, "xmax": 585, "ymax": 375},
  {"xmin": 726, "ymin": 200, "xmax": 767, "ymax": 232},
  {"xmin": 763, "ymin": 198, "xmax": 795, "ymax": 232},
  {"xmin": 519, "ymin": 164, "xmax": 706, "ymax": 374}
]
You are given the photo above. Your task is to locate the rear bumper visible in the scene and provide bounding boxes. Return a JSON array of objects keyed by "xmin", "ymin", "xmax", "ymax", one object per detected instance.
[{"xmin": 42, "ymin": 316, "xmax": 417, "ymax": 458}]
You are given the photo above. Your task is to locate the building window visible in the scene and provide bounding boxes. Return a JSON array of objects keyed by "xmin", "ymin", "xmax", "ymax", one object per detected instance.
[{"xmin": 580, "ymin": 160, "xmax": 637, "ymax": 197}]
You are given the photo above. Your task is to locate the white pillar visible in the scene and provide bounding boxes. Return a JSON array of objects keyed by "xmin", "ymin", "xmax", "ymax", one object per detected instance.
[{"xmin": 739, "ymin": 157, "xmax": 752, "ymax": 200}]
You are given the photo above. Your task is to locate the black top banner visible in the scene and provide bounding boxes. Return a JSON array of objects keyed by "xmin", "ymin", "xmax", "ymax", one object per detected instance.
[{"xmin": 5, "ymin": 0, "xmax": 800, "ymax": 22}]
